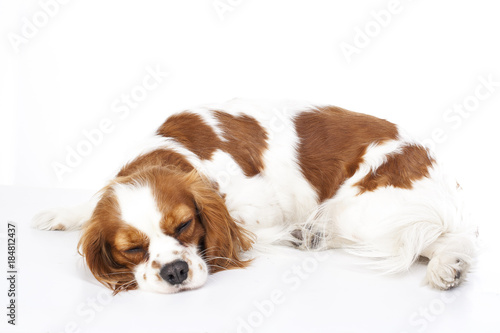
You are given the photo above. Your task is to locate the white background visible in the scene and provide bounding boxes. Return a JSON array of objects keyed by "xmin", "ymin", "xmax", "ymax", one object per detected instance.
[{"xmin": 1, "ymin": 0, "xmax": 500, "ymax": 332}]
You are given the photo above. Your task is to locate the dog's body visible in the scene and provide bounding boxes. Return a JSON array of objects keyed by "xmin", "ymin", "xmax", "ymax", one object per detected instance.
[{"xmin": 34, "ymin": 99, "xmax": 476, "ymax": 293}]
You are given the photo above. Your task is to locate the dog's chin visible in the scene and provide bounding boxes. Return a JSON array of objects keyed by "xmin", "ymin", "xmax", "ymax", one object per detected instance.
[{"xmin": 138, "ymin": 280, "xmax": 207, "ymax": 294}]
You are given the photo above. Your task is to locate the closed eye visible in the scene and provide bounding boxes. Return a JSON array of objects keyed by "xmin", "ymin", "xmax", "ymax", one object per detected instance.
[
  {"xmin": 125, "ymin": 246, "xmax": 144, "ymax": 254},
  {"xmin": 176, "ymin": 219, "xmax": 192, "ymax": 234}
]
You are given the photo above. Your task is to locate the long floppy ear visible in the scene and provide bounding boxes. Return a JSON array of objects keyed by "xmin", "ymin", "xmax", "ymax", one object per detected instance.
[
  {"xmin": 78, "ymin": 198, "xmax": 137, "ymax": 294},
  {"xmin": 185, "ymin": 171, "xmax": 255, "ymax": 272}
]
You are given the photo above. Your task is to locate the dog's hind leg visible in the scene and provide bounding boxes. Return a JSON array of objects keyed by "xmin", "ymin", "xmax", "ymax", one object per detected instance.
[{"xmin": 421, "ymin": 231, "xmax": 476, "ymax": 290}]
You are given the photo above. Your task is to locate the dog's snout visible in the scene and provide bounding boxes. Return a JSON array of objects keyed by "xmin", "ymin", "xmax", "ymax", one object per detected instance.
[{"xmin": 159, "ymin": 260, "xmax": 189, "ymax": 285}]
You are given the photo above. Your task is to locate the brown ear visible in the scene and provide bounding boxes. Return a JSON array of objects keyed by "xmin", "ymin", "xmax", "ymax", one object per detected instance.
[
  {"xmin": 185, "ymin": 171, "xmax": 254, "ymax": 272},
  {"xmin": 78, "ymin": 199, "xmax": 137, "ymax": 294}
]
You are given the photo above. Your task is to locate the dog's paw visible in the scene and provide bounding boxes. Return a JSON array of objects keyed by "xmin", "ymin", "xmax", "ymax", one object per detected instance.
[
  {"xmin": 290, "ymin": 226, "xmax": 325, "ymax": 250},
  {"xmin": 425, "ymin": 255, "xmax": 470, "ymax": 290},
  {"xmin": 32, "ymin": 208, "xmax": 73, "ymax": 231},
  {"xmin": 33, "ymin": 201, "xmax": 94, "ymax": 231}
]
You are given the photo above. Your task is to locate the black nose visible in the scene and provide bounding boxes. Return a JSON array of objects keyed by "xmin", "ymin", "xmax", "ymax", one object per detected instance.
[{"xmin": 159, "ymin": 260, "xmax": 189, "ymax": 285}]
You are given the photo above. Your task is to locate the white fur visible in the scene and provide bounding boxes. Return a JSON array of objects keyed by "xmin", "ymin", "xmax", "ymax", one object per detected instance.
[{"xmin": 32, "ymin": 198, "xmax": 98, "ymax": 231}]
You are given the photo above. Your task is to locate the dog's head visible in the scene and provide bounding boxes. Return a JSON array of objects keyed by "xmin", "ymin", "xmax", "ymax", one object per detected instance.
[{"xmin": 78, "ymin": 167, "xmax": 254, "ymax": 294}]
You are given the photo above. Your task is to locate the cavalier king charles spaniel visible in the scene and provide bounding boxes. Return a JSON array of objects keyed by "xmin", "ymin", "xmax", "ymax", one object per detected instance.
[{"xmin": 33, "ymin": 99, "xmax": 476, "ymax": 294}]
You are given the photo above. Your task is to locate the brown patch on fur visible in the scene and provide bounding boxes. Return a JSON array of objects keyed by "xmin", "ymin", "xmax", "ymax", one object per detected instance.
[
  {"xmin": 355, "ymin": 144, "xmax": 435, "ymax": 194},
  {"xmin": 182, "ymin": 169, "xmax": 254, "ymax": 272},
  {"xmin": 199, "ymin": 264, "xmax": 203, "ymax": 270},
  {"xmin": 156, "ymin": 273, "xmax": 162, "ymax": 281},
  {"xmin": 157, "ymin": 112, "xmax": 220, "ymax": 160},
  {"xmin": 151, "ymin": 261, "xmax": 161, "ymax": 269},
  {"xmin": 173, "ymin": 250, "xmax": 179, "ymax": 255},
  {"xmin": 113, "ymin": 227, "xmax": 150, "ymax": 254},
  {"xmin": 213, "ymin": 111, "xmax": 268, "ymax": 177},
  {"xmin": 143, "ymin": 273, "xmax": 147, "ymax": 281},
  {"xmin": 53, "ymin": 224, "xmax": 66, "ymax": 231},
  {"xmin": 295, "ymin": 106, "xmax": 399, "ymax": 202},
  {"xmin": 117, "ymin": 149, "xmax": 193, "ymax": 177},
  {"xmin": 159, "ymin": 204, "xmax": 193, "ymax": 236},
  {"xmin": 155, "ymin": 110, "xmax": 268, "ymax": 177},
  {"xmin": 78, "ymin": 189, "xmax": 141, "ymax": 295}
]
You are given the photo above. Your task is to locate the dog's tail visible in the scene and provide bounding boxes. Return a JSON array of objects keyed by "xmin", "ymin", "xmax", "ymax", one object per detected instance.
[{"xmin": 342, "ymin": 220, "xmax": 444, "ymax": 274}]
